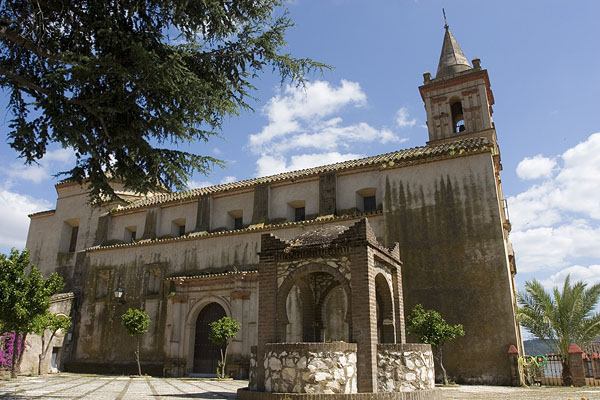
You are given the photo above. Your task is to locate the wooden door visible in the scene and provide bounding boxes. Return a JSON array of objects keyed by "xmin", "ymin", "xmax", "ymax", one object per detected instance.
[{"xmin": 193, "ymin": 303, "xmax": 226, "ymax": 374}]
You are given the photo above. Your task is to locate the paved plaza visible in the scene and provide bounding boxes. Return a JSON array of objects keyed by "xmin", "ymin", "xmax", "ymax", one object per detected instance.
[{"xmin": 1, "ymin": 374, "xmax": 600, "ymax": 399}]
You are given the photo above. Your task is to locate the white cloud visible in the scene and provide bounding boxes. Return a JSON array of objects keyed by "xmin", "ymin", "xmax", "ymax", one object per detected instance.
[
  {"xmin": 2, "ymin": 148, "xmax": 75, "ymax": 184},
  {"xmin": 220, "ymin": 176, "xmax": 237, "ymax": 184},
  {"xmin": 249, "ymin": 80, "xmax": 367, "ymax": 150},
  {"xmin": 0, "ymin": 189, "xmax": 52, "ymax": 251},
  {"xmin": 539, "ymin": 265, "xmax": 600, "ymax": 290},
  {"xmin": 42, "ymin": 148, "xmax": 76, "ymax": 164},
  {"xmin": 509, "ymin": 133, "xmax": 600, "ymax": 231},
  {"xmin": 511, "ymin": 220, "xmax": 600, "ymax": 273},
  {"xmin": 256, "ymin": 152, "xmax": 362, "ymax": 177},
  {"xmin": 186, "ymin": 180, "xmax": 214, "ymax": 189},
  {"xmin": 516, "ymin": 154, "xmax": 557, "ymax": 180},
  {"xmin": 395, "ymin": 107, "xmax": 417, "ymax": 128},
  {"xmin": 4, "ymin": 164, "xmax": 48, "ymax": 184},
  {"xmin": 509, "ymin": 132, "xmax": 600, "ymax": 275},
  {"xmin": 248, "ymin": 80, "xmax": 407, "ymax": 177}
]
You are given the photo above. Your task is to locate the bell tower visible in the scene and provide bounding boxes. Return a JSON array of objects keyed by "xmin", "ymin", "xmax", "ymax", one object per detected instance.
[{"xmin": 419, "ymin": 23, "xmax": 496, "ymax": 145}]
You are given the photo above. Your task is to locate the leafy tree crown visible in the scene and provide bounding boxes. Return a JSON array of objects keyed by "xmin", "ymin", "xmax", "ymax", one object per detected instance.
[
  {"xmin": 0, "ymin": 0, "xmax": 328, "ymax": 203},
  {"xmin": 406, "ymin": 304, "xmax": 465, "ymax": 349},
  {"xmin": 31, "ymin": 312, "xmax": 72, "ymax": 336},
  {"xmin": 0, "ymin": 249, "xmax": 64, "ymax": 334},
  {"xmin": 121, "ymin": 308, "xmax": 151, "ymax": 336},
  {"xmin": 208, "ymin": 316, "xmax": 240, "ymax": 346}
]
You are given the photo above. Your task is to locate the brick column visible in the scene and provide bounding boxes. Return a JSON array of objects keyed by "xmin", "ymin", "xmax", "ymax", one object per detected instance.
[
  {"xmin": 350, "ymin": 246, "xmax": 378, "ymax": 392},
  {"xmin": 256, "ymin": 235, "xmax": 280, "ymax": 392},
  {"xmin": 568, "ymin": 343, "xmax": 586, "ymax": 387},
  {"xmin": 391, "ymin": 262, "xmax": 405, "ymax": 344},
  {"xmin": 507, "ymin": 345, "xmax": 520, "ymax": 386}
]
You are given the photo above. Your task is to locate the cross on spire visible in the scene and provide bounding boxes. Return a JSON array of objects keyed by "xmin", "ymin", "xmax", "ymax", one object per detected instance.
[{"xmin": 443, "ymin": 8, "xmax": 448, "ymax": 29}]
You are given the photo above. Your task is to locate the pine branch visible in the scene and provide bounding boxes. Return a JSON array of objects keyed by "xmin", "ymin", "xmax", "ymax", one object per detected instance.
[{"xmin": 0, "ymin": 24, "xmax": 64, "ymax": 62}]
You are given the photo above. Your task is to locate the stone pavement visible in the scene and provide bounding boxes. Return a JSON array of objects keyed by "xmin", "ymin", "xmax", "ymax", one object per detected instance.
[
  {"xmin": 2, "ymin": 374, "xmax": 600, "ymax": 399},
  {"xmin": 0, "ymin": 374, "xmax": 248, "ymax": 399}
]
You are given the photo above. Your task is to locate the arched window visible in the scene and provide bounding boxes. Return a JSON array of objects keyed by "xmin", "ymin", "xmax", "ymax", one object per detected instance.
[{"xmin": 450, "ymin": 99, "xmax": 465, "ymax": 133}]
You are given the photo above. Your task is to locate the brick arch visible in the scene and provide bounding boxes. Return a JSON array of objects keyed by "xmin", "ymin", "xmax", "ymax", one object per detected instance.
[{"xmin": 276, "ymin": 262, "xmax": 351, "ymax": 342}]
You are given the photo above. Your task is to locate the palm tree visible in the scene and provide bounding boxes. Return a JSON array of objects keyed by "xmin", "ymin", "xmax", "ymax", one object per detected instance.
[{"xmin": 518, "ymin": 275, "xmax": 600, "ymax": 386}]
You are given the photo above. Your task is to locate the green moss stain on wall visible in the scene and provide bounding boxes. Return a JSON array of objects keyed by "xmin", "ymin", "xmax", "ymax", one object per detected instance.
[
  {"xmin": 142, "ymin": 207, "xmax": 159, "ymax": 239},
  {"xmin": 383, "ymin": 166, "xmax": 517, "ymax": 385}
]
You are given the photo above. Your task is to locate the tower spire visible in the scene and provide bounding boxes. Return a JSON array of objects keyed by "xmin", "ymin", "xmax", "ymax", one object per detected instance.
[{"xmin": 436, "ymin": 12, "xmax": 471, "ymax": 78}]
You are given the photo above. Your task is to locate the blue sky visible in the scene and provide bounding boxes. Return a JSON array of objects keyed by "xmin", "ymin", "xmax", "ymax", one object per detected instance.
[{"xmin": 1, "ymin": 1, "xmax": 600, "ymax": 294}]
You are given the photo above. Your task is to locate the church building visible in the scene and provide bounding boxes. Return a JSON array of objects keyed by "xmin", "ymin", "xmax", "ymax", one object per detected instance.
[{"xmin": 24, "ymin": 25, "xmax": 522, "ymax": 385}]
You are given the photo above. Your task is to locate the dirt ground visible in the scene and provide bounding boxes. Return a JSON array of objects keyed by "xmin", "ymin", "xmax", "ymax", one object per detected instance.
[
  {"xmin": 1, "ymin": 374, "xmax": 600, "ymax": 399},
  {"xmin": 439, "ymin": 384, "xmax": 600, "ymax": 400}
]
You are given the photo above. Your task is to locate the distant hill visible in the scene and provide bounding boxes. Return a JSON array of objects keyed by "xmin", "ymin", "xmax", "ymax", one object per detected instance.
[
  {"xmin": 524, "ymin": 338, "xmax": 600, "ymax": 355},
  {"xmin": 523, "ymin": 339, "xmax": 554, "ymax": 355}
]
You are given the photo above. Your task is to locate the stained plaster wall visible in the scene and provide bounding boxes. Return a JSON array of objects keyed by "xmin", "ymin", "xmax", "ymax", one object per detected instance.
[
  {"xmin": 269, "ymin": 179, "xmax": 319, "ymax": 221},
  {"xmin": 381, "ymin": 152, "xmax": 518, "ymax": 385},
  {"xmin": 336, "ymin": 170, "xmax": 381, "ymax": 212},
  {"xmin": 211, "ymin": 190, "xmax": 254, "ymax": 229},
  {"xmin": 157, "ymin": 202, "xmax": 198, "ymax": 237},
  {"xmin": 106, "ymin": 210, "xmax": 146, "ymax": 242},
  {"xmin": 26, "ymin": 184, "xmax": 111, "ymax": 287}
]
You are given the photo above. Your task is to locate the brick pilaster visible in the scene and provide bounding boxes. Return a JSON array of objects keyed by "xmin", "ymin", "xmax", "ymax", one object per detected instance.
[
  {"xmin": 507, "ymin": 345, "xmax": 519, "ymax": 386},
  {"xmin": 256, "ymin": 234, "xmax": 281, "ymax": 391},
  {"xmin": 568, "ymin": 343, "xmax": 586, "ymax": 387},
  {"xmin": 350, "ymin": 246, "xmax": 378, "ymax": 392}
]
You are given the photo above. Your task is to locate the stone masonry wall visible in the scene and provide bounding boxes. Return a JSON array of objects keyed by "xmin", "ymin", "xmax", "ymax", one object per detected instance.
[
  {"xmin": 377, "ymin": 344, "xmax": 435, "ymax": 392},
  {"xmin": 263, "ymin": 343, "xmax": 357, "ymax": 394}
]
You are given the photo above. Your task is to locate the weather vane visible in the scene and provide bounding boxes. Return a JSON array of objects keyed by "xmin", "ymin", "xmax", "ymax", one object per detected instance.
[{"xmin": 443, "ymin": 8, "xmax": 448, "ymax": 29}]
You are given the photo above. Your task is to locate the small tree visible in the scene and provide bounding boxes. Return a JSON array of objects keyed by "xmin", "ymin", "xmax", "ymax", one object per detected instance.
[
  {"xmin": 0, "ymin": 249, "xmax": 64, "ymax": 378},
  {"xmin": 31, "ymin": 312, "xmax": 72, "ymax": 375},
  {"xmin": 208, "ymin": 317, "xmax": 240, "ymax": 378},
  {"xmin": 406, "ymin": 304, "xmax": 465, "ymax": 385},
  {"xmin": 121, "ymin": 308, "xmax": 150, "ymax": 376}
]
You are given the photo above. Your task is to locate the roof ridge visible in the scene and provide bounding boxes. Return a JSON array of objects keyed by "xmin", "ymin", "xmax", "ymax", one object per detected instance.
[{"xmin": 112, "ymin": 136, "xmax": 490, "ymax": 213}]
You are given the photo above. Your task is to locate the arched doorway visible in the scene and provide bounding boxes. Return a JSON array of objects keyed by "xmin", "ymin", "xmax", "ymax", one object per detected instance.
[{"xmin": 193, "ymin": 302, "xmax": 226, "ymax": 374}]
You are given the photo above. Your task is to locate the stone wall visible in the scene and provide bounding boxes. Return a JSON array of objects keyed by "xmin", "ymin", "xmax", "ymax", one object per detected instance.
[
  {"xmin": 262, "ymin": 343, "xmax": 357, "ymax": 394},
  {"xmin": 377, "ymin": 344, "xmax": 435, "ymax": 392}
]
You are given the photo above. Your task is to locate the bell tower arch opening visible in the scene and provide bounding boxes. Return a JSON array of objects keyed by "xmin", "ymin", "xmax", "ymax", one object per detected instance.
[{"xmin": 450, "ymin": 98, "xmax": 465, "ymax": 133}]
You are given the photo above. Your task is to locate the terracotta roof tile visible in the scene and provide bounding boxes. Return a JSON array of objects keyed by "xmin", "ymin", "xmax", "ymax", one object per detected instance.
[
  {"xmin": 165, "ymin": 270, "xmax": 257, "ymax": 281},
  {"xmin": 113, "ymin": 137, "xmax": 491, "ymax": 213},
  {"xmin": 87, "ymin": 210, "xmax": 382, "ymax": 252}
]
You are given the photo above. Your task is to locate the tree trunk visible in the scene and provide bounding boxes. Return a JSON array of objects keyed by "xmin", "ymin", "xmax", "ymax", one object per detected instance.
[
  {"xmin": 562, "ymin": 359, "xmax": 573, "ymax": 386},
  {"xmin": 136, "ymin": 338, "xmax": 141, "ymax": 376},
  {"xmin": 16, "ymin": 332, "xmax": 27, "ymax": 374},
  {"xmin": 436, "ymin": 347, "xmax": 448, "ymax": 385},
  {"xmin": 38, "ymin": 331, "xmax": 46, "ymax": 376},
  {"xmin": 10, "ymin": 332, "xmax": 18, "ymax": 379},
  {"xmin": 222, "ymin": 345, "xmax": 228, "ymax": 378}
]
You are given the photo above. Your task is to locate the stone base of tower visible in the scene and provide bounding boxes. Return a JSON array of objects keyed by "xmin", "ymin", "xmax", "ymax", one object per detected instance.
[
  {"xmin": 237, "ymin": 389, "xmax": 441, "ymax": 400},
  {"xmin": 241, "ymin": 343, "xmax": 439, "ymax": 400}
]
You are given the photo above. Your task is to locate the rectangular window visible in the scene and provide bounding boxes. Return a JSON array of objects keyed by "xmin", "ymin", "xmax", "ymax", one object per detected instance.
[
  {"xmin": 234, "ymin": 217, "xmax": 243, "ymax": 230},
  {"xmin": 364, "ymin": 196, "xmax": 376, "ymax": 212},
  {"xmin": 295, "ymin": 207, "xmax": 306, "ymax": 222},
  {"xmin": 68, "ymin": 226, "xmax": 79, "ymax": 252}
]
